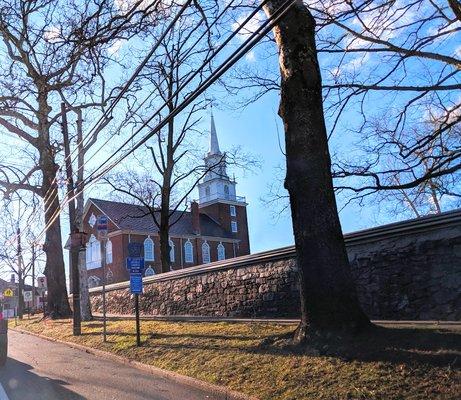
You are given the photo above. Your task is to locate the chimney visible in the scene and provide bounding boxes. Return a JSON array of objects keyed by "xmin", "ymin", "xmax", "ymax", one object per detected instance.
[
  {"xmin": 191, "ymin": 201, "xmax": 200, "ymax": 234},
  {"xmin": 10, "ymin": 274, "xmax": 15, "ymax": 284}
]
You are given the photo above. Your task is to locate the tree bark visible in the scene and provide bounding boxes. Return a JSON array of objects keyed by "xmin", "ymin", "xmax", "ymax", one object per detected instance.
[
  {"xmin": 264, "ymin": 0, "xmax": 370, "ymax": 341},
  {"xmin": 41, "ymin": 152, "xmax": 71, "ymax": 318}
]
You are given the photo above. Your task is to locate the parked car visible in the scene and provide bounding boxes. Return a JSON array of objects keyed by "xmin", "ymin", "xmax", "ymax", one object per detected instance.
[{"xmin": 0, "ymin": 313, "xmax": 7, "ymax": 366}]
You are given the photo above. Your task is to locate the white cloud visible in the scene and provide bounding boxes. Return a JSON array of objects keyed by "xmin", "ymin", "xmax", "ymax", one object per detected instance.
[
  {"xmin": 245, "ymin": 50, "xmax": 256, "ymax": 62},
  {"xmin": 231, "ymin": 12, "xmax": 265, "ymax": 41},
  {"xmin": 44, "ymin": 26, "xmax": 62, "ymax": 43},
  {"xmin": 107, "ymin": 39, "xmax": 126, "ymax": 55}
]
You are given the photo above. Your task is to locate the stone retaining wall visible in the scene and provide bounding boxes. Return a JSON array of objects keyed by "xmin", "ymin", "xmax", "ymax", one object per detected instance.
[{"xmin": 90, "ymin": 209, "xmax": 461, "ymax": 320}]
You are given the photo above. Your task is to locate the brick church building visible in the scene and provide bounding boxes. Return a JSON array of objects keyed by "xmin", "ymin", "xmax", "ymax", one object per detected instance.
[{"xmin": 81, "ymin": 115, "xmax": 250, "ymax": 287}]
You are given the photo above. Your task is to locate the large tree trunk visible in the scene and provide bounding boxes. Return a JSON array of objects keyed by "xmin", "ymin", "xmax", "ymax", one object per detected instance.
[
  {"xmin": 264, "ymin": 0, "xmax": 370, "ymax": 341},
  {"xmin": 42, "ymin": 155, "xmax": 71, "ymax": 319}
]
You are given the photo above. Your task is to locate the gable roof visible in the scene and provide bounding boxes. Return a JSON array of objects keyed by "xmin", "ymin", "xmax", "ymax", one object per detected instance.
[{"xmin": 88, "ymin": 198, "xmax": 234, "ymax": 239}]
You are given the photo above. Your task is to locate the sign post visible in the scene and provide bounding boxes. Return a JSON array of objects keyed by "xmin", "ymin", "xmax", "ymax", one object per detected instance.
[
  {"xmin": 97, "ymin": 215, "xmax": 109, "ymax": 343},
  {"xmin": 127, "ymin": 243, "xmax": 144, "ymax": 347}
]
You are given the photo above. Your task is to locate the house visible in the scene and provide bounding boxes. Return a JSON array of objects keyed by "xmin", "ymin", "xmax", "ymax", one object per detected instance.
[
  {"xmin": 0, "ymin": 275, "xmax": 43, "ymax": 313},
  {"xmin": 81, "ymin": 114, "xmax": 250, "ymax": 287}
]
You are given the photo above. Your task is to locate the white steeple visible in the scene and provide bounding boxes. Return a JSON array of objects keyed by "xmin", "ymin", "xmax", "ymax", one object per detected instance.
[
  {"xmin": 209, "ymin": 112, "xmax": 221, "ymax": 156},
  {"xmin": 197, "ymin": 113, "xmax": 245, "ymax": 206}
]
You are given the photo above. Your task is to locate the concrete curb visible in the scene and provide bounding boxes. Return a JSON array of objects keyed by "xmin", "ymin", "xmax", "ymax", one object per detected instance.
[{"xmin": 11, "ymin": 327, "xmax": 259, "ymax": 400}]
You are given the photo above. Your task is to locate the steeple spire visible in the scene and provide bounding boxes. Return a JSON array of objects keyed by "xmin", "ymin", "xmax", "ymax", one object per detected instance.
[{"xmin": 209, "ymin": 110, "xmax": 221, "ymax": 155}]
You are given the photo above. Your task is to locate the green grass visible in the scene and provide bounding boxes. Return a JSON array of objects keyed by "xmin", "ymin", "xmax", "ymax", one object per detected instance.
[{"xmin": 11, "ymin": 317, "xmax": 461, "ymax": 400}]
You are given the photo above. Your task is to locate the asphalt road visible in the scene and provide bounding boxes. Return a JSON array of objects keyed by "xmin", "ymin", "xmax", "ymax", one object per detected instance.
[{"xmin": 0, "ymin": 330, "xmax": 225, "ymax": 400}]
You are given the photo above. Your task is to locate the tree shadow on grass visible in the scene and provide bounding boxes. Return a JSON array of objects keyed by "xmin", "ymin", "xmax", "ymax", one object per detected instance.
[{"xmin": 259, "ymin": 325, "xmax": 461, "ymax": 368}]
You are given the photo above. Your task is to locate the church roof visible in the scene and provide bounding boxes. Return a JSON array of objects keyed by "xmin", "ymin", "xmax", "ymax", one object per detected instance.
[{"xmin": 88, "ymin": 198, "xmax": 234, "ymax": 239}]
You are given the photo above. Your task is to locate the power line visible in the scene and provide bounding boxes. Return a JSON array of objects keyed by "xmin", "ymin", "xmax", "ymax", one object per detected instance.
[
  {"xmin": 40, "ymin": 0, "xmax": 192, "ymax": 217},
  {"xmin": 34, "ymin": 0, "xmax": 296, "ymax": 244}
]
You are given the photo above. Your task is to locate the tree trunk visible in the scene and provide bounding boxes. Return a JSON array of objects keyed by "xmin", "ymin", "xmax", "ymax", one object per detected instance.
[
  {"xmin": 264, "ymin": 0, "xmax": 370, "ymax": 341},
  {"xmin": 42, "ymin": 156, "xmax": 71, "ymax": 319}
]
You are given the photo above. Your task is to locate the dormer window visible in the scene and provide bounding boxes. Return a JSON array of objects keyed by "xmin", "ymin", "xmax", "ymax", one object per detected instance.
[{"xmin": 89, "ymin": 213, "xmax": 97, "ymax": 228}]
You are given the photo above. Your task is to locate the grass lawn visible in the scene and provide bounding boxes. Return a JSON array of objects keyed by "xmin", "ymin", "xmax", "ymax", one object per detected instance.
[{"xmin": 11, "ymin": 317, "xmax": 461, "ymax": 400}]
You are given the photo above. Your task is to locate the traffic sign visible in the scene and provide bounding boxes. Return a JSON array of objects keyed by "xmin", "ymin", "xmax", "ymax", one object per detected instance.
[
  {"xmin": 23, "ymin": 291, "xmax": 33, "ymax": 302},
  {"xmin": 128, "ymin": 242, "xmax": 142, "ymax": 258},
  {"xmin": 126, "ymin": 257, "xmax": 145, "ymax": 274},
  {"xmin": 3, "ymin": 289, "xmax": 13, "ymax": 297},
  {"xmin": 37, "ymin": 276, "xmax": 47, "ymax": 288},
  {"xmin": 130, "ymin": 274, "xmax": 143, "ymax": 294}
]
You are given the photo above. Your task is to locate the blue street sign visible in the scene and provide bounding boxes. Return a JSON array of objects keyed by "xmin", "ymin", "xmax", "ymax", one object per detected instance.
[
  {"xmin": 130, "ymin": 274, "xmax": 143, "ymax": 294},
  {"xmin": 128, "ymin": 242, "xmax": 143, "ymax": 258},
  {"xmin": 126, "ymin": 257, "xmax": 145, "ymax": 274}
]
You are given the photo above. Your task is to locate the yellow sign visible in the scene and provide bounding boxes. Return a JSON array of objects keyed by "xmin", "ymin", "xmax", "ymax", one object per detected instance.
[{"xmin": 3, "ymin": 289, "xmax": 13, "ymax": 297}]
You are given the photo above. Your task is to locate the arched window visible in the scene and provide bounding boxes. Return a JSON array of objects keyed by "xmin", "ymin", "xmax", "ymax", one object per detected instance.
[
  {"xmin": 202, "ymin": 241, "xmax": 210, "ymax": 264},
  {"xmin": 224, "ymin": 185, "xmax": 229, "ymax": 198},
  {"xmin": 169, "ymin": 239, "xmax": 175, "ymax": 263},
  {"xmin": 184, "ymin": 240, "xmax": 193, "ymax": 263},
  {"xmin": 144, "ymin": 266, "xmax": 155, "ymax": 277},
  {"xmin": 205, "ymin": 186, "xmax": 210, "ymax": 198},
  {"xmin": 106, "ymin": 269, "xmax": 113, "ymax": 284},
  {"xmin": 86, "ymin": 235, "xmax": 101, "ymax": 270},
  {"xmin": 217, "ymin": 243, "xmax": 225, "ymax": 261},
  {"xmin": 144, "ymin": 237, "xmax": 154, "ymax": 261},
  {"xmin": 106, "ymin": 239, "xmax": 113, "ymax": 264}
]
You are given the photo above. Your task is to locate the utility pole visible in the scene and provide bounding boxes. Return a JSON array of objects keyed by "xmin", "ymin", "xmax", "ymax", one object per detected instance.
[
  {"xmin": 16, "ymin": 222, "xmax": 24, "ymax": 320},
  {"xmin": 31, "ymin": 244, "xmax": 36, "ymax": 313},
  {"xmin": 62, "ymin": 102, "xmax": 81, "ymax": 336}
]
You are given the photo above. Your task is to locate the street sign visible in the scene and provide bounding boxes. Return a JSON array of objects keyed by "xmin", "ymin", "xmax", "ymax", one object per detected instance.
[
  {"xmin": 126, "ymin": 257, "xmax": 145, "ymax": 274},
  {"xmin": 37, "ymin": 276, "xmax": 47, "ymax": 288},
  {"xmin": 3, "ymin": 289, "xmax": 13, "ymax": 297},
  {"xmin": 97, "ymin": 215, "xmax": 108, "ymax": 239},
  {"xmin": 130, "ymin": 274, "xmax": 143, "ymax": 294},
  {"xmin": 23, "ymin": 291, "xmax": 33, "ymax": 302},
  {"xmin": 128, "ymin": 242, "xmax": 143, "ymax": 258}
]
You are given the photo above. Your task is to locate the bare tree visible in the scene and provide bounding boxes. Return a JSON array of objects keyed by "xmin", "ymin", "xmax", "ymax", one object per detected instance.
[
  {"xmin": 0, "ymin": 0, "xmax": 159, "ymax": 317},
  {"xmin": 263, "ymin": 0, "xmax": 370, "ymax": 341},
  {"xmin": 0, "ymin": 195, "xmax": 44, "ymax": 318}
]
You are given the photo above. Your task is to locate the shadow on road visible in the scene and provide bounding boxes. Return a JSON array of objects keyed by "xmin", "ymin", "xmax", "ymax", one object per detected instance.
[{"xmin": 0, "ymin": 358, "xmax": 85, "ymax": 400}]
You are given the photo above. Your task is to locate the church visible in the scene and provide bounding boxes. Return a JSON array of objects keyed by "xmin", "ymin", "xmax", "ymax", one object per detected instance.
[{"xmin": 81, "ymin": 115, "xmax": 250, "ymax": 287}]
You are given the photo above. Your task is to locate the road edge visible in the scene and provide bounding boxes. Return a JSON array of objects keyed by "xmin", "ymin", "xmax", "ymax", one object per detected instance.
[{"xmin": 10, "ymin": 327, "xmax": 259, "ymax": 400}]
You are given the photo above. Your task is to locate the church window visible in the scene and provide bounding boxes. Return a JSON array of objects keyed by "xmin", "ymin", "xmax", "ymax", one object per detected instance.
[
  {"xmin": 144, "ymin": 237, "xmax": 154, "ymax": 261},
  {"xmin": 202, "ymin": 241, "xmax": 211, "ymax": 264},
  {"xmin": 205, "ymin": 186, "xmax": 210, "ymax": 197},
  {"xmin": 231, "ymin": 221, "xmax": 238, "ymax": 233},
  {"xmin": 86, "ymin": 235, "xmax": 101, "ymax": 270},
  {"xmin": 169, "ymin": 239, "xmax": 175, "ymax": 263},
  {"xmin": 184, "ymin": 240, "xmax": 194, "ymax": 263},
  {"xmin": 106, "ymin": 239, "xmax": 113, "ymax": 264},
  {"xmin": 88, "ymin": 213, "xmax": 97, "ymax": 228},
  {"xmin": 217, "ymin": 243, "xmax": 225, "ymax": 261},
  {"xmin": 230, "ymin": 205, "xmax": 236, "ymax": 217},
  {"xmin": 224, "ymin": 185, "xmax": 229, "ymax": 198},
  {"xmin": 145, "ymin": 267, "xmax": 155, "ymax": 277}
]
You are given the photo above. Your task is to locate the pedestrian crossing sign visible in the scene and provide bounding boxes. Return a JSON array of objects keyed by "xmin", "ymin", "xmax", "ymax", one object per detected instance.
[{"xmin": 3, "ymin": 289, "xmax": 13, "ymax": 297}]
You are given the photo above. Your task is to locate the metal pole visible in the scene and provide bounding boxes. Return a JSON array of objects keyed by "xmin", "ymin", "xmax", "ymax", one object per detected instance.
[
  {"xmin": 135, "ymin": 294, "xmax": 141, "ymax": 347},
  {"xmin": 31, "ymin": 246, "xmax": 35, "ymax": 313},
  {"xmin": 101, "ymin": 239, "xmax": 107, "ymax": 342}
]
